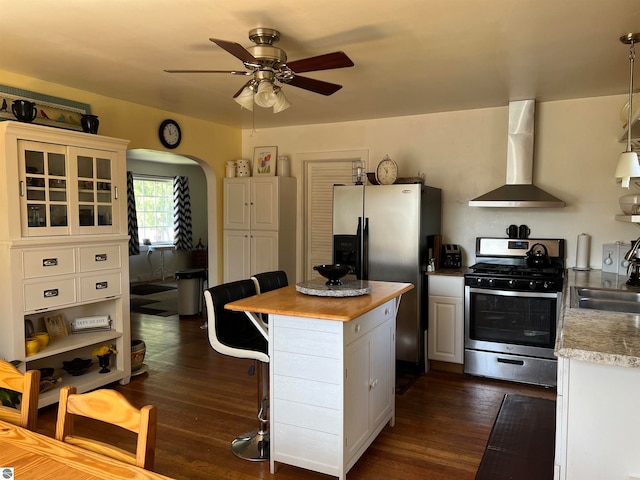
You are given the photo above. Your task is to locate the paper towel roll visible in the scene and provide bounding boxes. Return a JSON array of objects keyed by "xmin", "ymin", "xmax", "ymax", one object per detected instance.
[{"xmin": 575, "ymin": 233, "xmax": 591, "ymax": 270}]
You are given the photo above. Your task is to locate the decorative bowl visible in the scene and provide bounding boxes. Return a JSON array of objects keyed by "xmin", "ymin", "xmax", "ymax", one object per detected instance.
[
  {"xmin": 620, "ymin": 194, "xmax": 640, "ymax": 215},
  {"xmin": 366, "ymin": 172, "xmax": 379, "ymax": 185},
  {"xmin": 62, "ymin": 358, "xmax": 92, "ymax": 376},
  {"xmin": 313, "ymin": 264, "xmax": 353, "ymax": 286}
]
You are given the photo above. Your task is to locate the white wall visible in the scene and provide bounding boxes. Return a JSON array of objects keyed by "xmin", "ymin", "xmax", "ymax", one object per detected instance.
[{"xmin": 242, "ymin": 95, "xmax": 640, "ymax": 282}]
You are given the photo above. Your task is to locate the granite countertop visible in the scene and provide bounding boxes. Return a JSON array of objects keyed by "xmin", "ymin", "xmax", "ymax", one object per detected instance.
[{"xmin": 555, "ymin": 269, "xmax": 640, "ymax": 367}]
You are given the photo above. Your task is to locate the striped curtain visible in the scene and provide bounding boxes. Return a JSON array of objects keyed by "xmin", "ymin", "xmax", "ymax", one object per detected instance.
[
  {"xmin": 173, "ymin": 176, "xmax": 193, "ymax": 251},
  {"xmin": 127, "ymin": 171, "xmax": 140, "ymax": 255}
]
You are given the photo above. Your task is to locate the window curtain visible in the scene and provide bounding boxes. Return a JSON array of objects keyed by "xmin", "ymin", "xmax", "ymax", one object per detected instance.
[
  {"xmin": 126, "ymin": 171, "xmax": 140, "ymax": 255},
  {"xmin": 173, "ymin": 175, "xmax": 193, "ymax": 251}
]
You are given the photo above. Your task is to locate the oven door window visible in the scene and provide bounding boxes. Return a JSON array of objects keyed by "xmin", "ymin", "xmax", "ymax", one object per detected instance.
[{"xmin": 468, "ymin": 290, "xmax": 557, "ymax": 348}]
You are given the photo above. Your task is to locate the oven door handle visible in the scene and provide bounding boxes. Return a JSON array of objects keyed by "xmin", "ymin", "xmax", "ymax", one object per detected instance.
[{"xmin": 466, "ymin": 287, "xmax": 560, "ymax": 299}]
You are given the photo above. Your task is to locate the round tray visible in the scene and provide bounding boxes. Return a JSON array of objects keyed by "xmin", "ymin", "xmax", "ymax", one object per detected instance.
[{"xmin": 296, "ymin": 279, "xmax": 371, "ymax": 297}]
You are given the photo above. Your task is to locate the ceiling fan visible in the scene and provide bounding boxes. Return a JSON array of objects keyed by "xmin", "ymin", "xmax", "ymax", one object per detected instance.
[{"xmin": 165, "ymin": 27, "xmax": 354, "ymax": 112}]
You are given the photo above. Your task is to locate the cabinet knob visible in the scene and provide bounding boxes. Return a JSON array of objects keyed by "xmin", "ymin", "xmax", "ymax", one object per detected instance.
[
  {"xmin": 354, "ymin": 324, "xmax": 361, "ymax": 333},
  {"xmin": 369, "ymin": 379, "xmax": 378, "ymax": 390}
]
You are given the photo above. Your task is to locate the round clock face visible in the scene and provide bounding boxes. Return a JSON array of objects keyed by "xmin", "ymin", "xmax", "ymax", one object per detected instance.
[
  {"xmin": 159, "ymin": 119, "xmax": 181, "ymax": 149},
  {"xmin": 375, "ymin": 157, "xmax": 398, "ymax": 185}
]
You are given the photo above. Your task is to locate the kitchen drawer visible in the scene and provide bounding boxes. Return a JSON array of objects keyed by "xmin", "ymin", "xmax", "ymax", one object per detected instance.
[
  {"xmin": 343, "ymin": 300, "xmax": 394, "ymax": 346},
  {"xmin": 24, "ymin": 278, "xmax": 76, "ymax": 311},
  {"xmin": 79, "ymin": 272, "xmax": 122, "ymax": 301},
  {"xmin": 428, "ymin": 275, "xmax": 464, "ymax": 297},
  {"xmin": 23, "ymin": 247, "xmax": 76, "ymax": 279},
  {"xmin": 79, "ymin": 244, "xmax": 121, "ymax": 272}
]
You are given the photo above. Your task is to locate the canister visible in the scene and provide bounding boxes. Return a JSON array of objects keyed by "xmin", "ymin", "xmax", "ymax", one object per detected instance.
[
  {"xmin": 236, "ymin": 159, "xmax": 250, "ymax": 177},
  {"xmin": 226, "ymin": 160, "xmax": 236, "ymax": 178}
]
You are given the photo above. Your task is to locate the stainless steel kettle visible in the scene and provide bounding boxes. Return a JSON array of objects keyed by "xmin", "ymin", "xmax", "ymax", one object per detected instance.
[{"xmin": 526, "ymin": 243, "xmax": 551, "ymax": 268}]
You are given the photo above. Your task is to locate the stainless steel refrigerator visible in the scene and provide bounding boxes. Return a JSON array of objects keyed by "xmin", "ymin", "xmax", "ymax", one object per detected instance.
[{"xmin": 333, "ymin": 184, "xmax": 442, "ymax": 367}]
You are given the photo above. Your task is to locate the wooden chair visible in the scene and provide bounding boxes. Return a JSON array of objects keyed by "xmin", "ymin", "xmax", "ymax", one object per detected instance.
[
  {"xmin": 0, "ymin": 359, "xmax": 41, "ymax": 430},
  {"xmin": 55, "ymin": 386, "xmax": 157, "ymax": 470}
]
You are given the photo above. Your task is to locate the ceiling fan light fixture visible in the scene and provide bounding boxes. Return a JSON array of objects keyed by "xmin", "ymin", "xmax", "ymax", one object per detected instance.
[
  {"xmin": 234, "ymin": 85, "xmax": 255, "ymax": 110},
  {"xmin": 616, "ymin": 32, "xmax": 640, "ymax": 188},
  {"xmin": 254, "ymin": 80, "xmax": 277, "ymax": 108},
  {"xmin": 273, "ymin": 88, "xmax": 290, "ymax": 113}
]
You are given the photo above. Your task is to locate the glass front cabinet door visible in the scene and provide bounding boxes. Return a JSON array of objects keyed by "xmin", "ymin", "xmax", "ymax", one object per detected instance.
[
  {"xmin": 71, "ymin": 147, "xmax": 118, "ymax": 234},
  {"xmin": 19, "ymin": 140, "xmax": 71, "ymax": 236},
  {"xmin": 18, "ymin": 141, "xmax": 118, "ymax": 236}
]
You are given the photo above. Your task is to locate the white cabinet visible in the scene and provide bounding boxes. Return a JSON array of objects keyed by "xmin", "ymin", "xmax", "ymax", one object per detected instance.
[
  {"xmin": 223, "ymin": 176, "xmax": 296, "ymax": 282},
  {"xmin": 0, "ymin": 121, "xmax": 131, "ymax": 408},
  {"xmin": 270, "ymin": 300, "xmax": 396, "ymax": 480},
  {"xmin": 427, "ymin": 275, "xmax": 464, "ymax": 364},
  {"xmin": 555, "ymin": 356, "xmax": 640, "ymax": 479}
]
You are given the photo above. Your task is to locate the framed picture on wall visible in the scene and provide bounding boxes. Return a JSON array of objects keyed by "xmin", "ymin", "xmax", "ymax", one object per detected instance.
[{"xmin": 253, "ymin": 146, "xmax": 277, "ymax": 176}]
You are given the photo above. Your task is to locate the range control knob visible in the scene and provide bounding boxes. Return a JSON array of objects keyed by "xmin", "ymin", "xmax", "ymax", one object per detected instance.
[
  {"xmin": 529, "ymin": 280, "xmax": 538, "ymax": 290},
  {"xmin": 476, "ymin": 277, "xmax": 483, "ymax": 286},
  {"xmin": 508, "ymin": 279, "xmax": 516, "ymax": 288},
  {"xmin": 488, "ymin": 278, "xmax": 495, "ymax": 287}
]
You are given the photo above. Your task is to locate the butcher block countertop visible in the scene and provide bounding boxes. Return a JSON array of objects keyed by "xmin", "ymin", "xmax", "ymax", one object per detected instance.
[
  {"xmin": 555, "ymin": 269, "xmax": 640, "ymax": 368},
  {"xmin": 225, "ymin": 280, "xmax": 413, "ymax": 322}
]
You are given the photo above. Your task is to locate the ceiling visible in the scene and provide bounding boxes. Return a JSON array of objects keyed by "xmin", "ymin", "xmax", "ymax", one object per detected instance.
[{"xmin": 2, "ymin": 0, "xmax": 640, "ymax": 129}]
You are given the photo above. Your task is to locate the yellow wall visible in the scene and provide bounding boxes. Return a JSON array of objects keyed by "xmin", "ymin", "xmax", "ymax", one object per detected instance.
[{"xmin": 0, "ymin": 69, "xmax": 241, "ymax": 284}]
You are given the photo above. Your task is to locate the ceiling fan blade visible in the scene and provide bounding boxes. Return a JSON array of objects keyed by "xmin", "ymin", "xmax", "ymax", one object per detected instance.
[
  {"xmin": 287, "ymin": 51, "xmax": 354, "ymax": 73},
  {"xmin": 287, "ymin": 76, "xmax": 343, "ymax": 96},
  {"xmin": 164, "ymin": 69, "xmax": 250, "ymax": 75},
  {"xmin": 209, "ymin": 38, "xmax": 258, "ymax": 64}
]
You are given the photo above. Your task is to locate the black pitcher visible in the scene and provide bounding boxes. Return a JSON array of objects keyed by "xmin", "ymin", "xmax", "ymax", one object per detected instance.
[
  {"xmin": 81, "ymin": 114, "xmax": 100, "ymax": 134},
  {"xmin": 12, "ymin": 99, "xmax": 38, "ymax": 123}
]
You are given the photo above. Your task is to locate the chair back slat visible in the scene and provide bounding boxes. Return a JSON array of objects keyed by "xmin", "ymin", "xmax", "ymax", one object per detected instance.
[
  {"xmin": 0, "ymin": 360, "xmax": 40, "ymax": 430},
  {"xmin": 55, "ymin": 386, "xmax": 157, "ymax": 470}
]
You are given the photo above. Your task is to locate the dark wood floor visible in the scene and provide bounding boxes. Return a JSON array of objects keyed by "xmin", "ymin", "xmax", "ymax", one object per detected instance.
[{"xmin": 34, "ymin": 302, "xmax": 556, "ymax": 480}]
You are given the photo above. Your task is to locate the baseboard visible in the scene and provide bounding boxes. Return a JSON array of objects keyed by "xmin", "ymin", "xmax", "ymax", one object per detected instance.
[{"xmin": 430, "ymin": 360, "xmax": 464, "ymax": 374}]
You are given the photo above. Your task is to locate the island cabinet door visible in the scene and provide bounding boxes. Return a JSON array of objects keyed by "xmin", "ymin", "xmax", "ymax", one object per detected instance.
[{"xmin": 344, "ymin": 303, "xmax": 395, "ymax": 464}]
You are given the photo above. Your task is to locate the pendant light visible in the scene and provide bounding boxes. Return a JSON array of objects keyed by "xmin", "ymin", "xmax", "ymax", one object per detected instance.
[{"xmin": 615, "ymin": 33, "xmax": 640, "ymax": 188}]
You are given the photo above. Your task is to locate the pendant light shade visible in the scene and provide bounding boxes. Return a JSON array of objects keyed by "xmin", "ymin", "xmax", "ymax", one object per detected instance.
[
  {"xmin": 616, "ymin": 151, "xmax": 640, "ymax": 188},
  {"xmin": 616, "ymin": 33, "xmax": 640, "ymax": 188}
]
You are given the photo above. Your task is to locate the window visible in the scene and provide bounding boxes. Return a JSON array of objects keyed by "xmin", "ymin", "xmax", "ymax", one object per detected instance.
[{"xmin": 133, "ymin": 175, "xmax": 173, "ymax": 244}]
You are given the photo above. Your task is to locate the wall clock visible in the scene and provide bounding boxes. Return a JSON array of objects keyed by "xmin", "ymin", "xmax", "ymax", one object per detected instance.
[
  {"xmin": 159, "ymin": 119, "xmax": 181, "ymax": 149},
  {"xmin": 375, "ymin": 155, "xmax": 398, "ymax": 185}
]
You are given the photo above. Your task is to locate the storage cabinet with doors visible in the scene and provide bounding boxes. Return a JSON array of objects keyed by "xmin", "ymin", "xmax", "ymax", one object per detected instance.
[
  {"xmin": 0, "ymin": 121, "xmax": 131, "ymax": 407},
  {"xmin": 223, "ymin": 176, "xmax": 296, "ymax": 282},
  {"xmin": 19, "ymin": 141, "xmax": 120, "ymax": 237},
  {"xmin": 270, "ymin": 300, "xmax": 396, "ymax": 480},
  {"xmin": 427, "ymin": 274, "xmax": 464, "ymax": 364}
]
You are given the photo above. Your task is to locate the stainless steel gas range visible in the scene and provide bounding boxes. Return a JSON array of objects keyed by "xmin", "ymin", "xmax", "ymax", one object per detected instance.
[{"xmin": 464, "ymin": 237, "xmax": 565, "ymax": 387}]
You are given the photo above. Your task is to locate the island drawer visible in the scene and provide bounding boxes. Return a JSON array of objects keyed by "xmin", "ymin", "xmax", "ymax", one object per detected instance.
[{"xmin": 343, "ymin": 300, "xmax": 394, "ymax": 345}]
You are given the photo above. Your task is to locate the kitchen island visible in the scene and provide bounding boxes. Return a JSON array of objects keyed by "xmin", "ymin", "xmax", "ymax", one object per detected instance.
[
  {"xmin": 226, "ymin": 280, "xmax": 413, "ymax": 480},
  {"xmin": 554, "ymin": 270, "xmax": 640, "ymax": 480}
]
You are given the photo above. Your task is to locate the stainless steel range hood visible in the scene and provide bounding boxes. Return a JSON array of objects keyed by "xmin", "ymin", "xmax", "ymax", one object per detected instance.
[{"xmin": 469, "ymin": 99, "xmax": 565, "ymax": 208}]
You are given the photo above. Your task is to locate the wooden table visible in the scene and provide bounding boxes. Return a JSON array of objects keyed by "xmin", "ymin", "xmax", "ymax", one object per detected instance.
[
  {"xmin": 0, "ymin": 419, "xmax": 173, "ymax": 480},
  {"xmin": 226, "ymin": 280, "xmax": 413, "ymax": 480}
]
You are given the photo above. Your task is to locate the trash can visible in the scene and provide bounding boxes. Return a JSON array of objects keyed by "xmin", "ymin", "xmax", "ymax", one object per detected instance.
[{"xmin": 175, "ymin": 269, "xmax": 207, "ymax": 316}]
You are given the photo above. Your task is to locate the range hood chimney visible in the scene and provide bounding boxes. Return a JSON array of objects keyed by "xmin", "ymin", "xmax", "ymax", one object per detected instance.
[{"xmin": 469, "ymin": 99, "xmax": 565, "ymax": 208}]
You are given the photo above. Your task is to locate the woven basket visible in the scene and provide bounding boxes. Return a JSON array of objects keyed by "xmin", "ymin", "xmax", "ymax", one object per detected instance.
[{"xmin": 131, "ymin": 339, "xmax": 146, "ymax": 372}]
